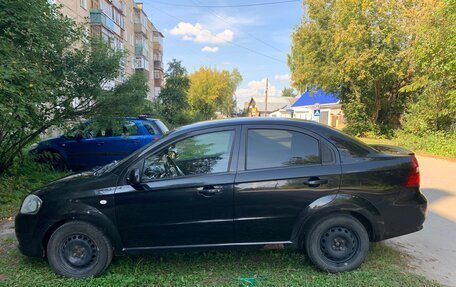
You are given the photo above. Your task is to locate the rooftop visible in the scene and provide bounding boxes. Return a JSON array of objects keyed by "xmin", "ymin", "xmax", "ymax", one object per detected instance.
[{"xmin": 291, "ymin": 89, "xmax": 339, "ymax": 108}]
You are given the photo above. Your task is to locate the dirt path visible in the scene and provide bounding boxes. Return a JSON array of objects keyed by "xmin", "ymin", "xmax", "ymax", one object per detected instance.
[
  {"xmin": 0, "ymin": 218, "xmax": 16, "ymax": 259},
  {"xmin": 388, "ymin": 156, "xmax": 456, "ymax": 287}
]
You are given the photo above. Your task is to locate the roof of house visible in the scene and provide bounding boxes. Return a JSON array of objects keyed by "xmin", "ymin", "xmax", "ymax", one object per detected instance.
[
  {"xmin": 251, "ymin": 96, "xmax": 294, "ymax": 112},
  {"xmin": 291, "ymin": 89, "xmax": 339, "ymax": 108}
]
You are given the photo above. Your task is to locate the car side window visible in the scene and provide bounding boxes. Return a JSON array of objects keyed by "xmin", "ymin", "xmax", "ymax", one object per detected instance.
[
  {"xmin": 142, "ymin": 130, "xmax": 235, "ymax": 181},
  {"xmin": 143, "ymin": 121, "xmax": 158, "ymax": 135},
  {"xmin": 246, "ymin": 129, "xmax": 320, "ymax": 170},
  {"xmin": 104, "ymin": 120, "xmax": 140, "ymax": 137}
]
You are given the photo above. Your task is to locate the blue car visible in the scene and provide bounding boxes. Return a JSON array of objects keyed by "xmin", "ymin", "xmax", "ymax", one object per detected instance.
[{"xmin": 30, "ymin": 117, "xmax": 169, "ymax": 170}]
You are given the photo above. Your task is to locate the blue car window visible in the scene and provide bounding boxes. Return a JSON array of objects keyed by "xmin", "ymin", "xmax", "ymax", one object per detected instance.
[
  {"xmin": 104, "ymin": 120, "xmax": 139, "ymax": 137},
  {"xmin": 122, "ymin": 121, "xmax": 140, "ymax": 136},
  {"xmin": 143, "ymin": 121, "xmax": 158, "ymax": 135}
]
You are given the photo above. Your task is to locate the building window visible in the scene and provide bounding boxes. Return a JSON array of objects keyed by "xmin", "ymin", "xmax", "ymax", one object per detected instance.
[
  {"xmin": 80, "ymin": 0, "xmax": 87, "ymax": 9},
  {"xmin": 154, "ymin": 71, "xmax": 160, "ymax": 79}
]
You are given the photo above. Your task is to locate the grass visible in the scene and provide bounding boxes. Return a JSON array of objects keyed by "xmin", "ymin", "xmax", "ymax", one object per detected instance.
[
  {"xmin": 0, "ymin": 157, "xmax": 444, "ymax": 287},
  {"xmin": 0, "ymin": 235, "xmax": 443, "ymax": 287},
  {"xmin": 0, "ymin": 159, "xmax": 68, "ymax": 220}
]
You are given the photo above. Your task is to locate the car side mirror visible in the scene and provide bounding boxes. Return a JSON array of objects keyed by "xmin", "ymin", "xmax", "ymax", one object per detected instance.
[{"xmin": 128, "ymin": 168, "xmax": 141, "ymax": 187}]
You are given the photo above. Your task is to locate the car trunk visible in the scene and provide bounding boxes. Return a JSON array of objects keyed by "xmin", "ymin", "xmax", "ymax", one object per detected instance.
[{"xmin": 369, "ymin": 144, "xmax": 415, "ymax": 156}]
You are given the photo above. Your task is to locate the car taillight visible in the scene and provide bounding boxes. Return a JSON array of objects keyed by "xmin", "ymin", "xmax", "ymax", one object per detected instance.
[
  {"xmin": 405, "ymin": 155, "xmax": 420, "ymax": 187},
  {"xmin": 152, "ymin": 136, "xmax": 159, "ymax": 141}
]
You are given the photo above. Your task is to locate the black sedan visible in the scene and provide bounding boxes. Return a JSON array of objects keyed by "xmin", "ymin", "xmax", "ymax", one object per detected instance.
[{"xmin": 15, "ymin": 118, "xmax": 427, "ymax": 278}]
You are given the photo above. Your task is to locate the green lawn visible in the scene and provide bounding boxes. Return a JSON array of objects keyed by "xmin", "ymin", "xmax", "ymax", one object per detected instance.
[
  {"xmin": 0, "ymin": 235, "xmax": 442, "ymax": 287},
  {"xmin": 0, "ymin": 160, "xmax": 444, "ymax": 287}
]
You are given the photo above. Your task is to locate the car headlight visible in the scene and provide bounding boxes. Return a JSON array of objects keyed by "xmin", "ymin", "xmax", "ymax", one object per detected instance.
[{"xmin": 20, "ymin": 194, "xmax": 42, "ymax": 215}]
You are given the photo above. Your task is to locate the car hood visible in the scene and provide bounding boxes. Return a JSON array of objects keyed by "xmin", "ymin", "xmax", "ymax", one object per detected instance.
[{"xmin": 32, "ymin": 171, "xmax": 118, "ymax": 201}]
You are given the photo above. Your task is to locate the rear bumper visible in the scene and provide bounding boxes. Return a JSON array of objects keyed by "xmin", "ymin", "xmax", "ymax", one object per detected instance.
[{"xmin": 382, "ymin": 188, "xmax": 427, "ymax": 240}]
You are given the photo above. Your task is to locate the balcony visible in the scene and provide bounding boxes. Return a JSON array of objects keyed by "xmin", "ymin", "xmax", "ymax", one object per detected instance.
[
  {"xmin": 90, "ymin": 9, "xmax": 122, "ymax": 37},
  {"xmin": 154, "ymin": 79, "xmax": 163, "ymax": 87},
  {"xmin": 134, "ymin": 23, "xmax": 148, "ymax": 37},
  {"xmin": 154, "ymin": 60, "xmax": 163, "ymax": 70},
  {"xmin": 135, "ymin": 56, "xmax": 149, "ymax": 71},
  {"xmin": 153, "ymin": 42, "xmax": 163, "ymax": 52},
  {"xmin": 135, "ymin": 44, "xmax": 148, "ymax": 57}
]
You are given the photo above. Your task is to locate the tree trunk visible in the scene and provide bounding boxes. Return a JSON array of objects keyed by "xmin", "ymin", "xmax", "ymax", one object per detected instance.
[{"xmin": 372, "ymin": 80, "xmax": 381, "ymax": 123}]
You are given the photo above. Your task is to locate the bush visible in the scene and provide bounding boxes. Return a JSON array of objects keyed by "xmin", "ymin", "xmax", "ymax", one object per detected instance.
[
  {"xmin": 394, "ymin": 130, "xmax": 456, "ymax": 158},
  {"xmin": 0, "ymin": 157, "xmax": 67, "ymax": 219}
]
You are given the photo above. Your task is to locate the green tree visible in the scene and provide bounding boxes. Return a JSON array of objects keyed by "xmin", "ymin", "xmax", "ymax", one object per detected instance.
[
  {"xmin": 0, "ymin": 0, "xmax": 148, "ymax": 173},
  {"xmin": 188, "ymin": 67, "xmax": 242, "ymax": 120},
  {"xmin": 400, "ymin": 0, "xmax": 456, "ymax": 135},
  {"xmin": 155, "ymin": 59, "xmax": 190, "ymax": 126},
  {"xmin": 281, "ymin": 87, "xmax": 297, "ymax": 98},
  {"xmin": 289, "ymin": 0, "xmax": 412, "ymax": 135}
]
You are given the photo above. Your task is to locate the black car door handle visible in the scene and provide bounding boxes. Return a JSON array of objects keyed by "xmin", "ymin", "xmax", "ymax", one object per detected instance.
[
  {"xmin": 303, "ymin": 178, "xmax": 328, "ymax": 187},
  {"xmin": 198, "ymin": 186, "xmax": 222, "ymax": 197},
  {"xmin": 96, "ymin": 142, "xmax": 104, "ymax": 146}
]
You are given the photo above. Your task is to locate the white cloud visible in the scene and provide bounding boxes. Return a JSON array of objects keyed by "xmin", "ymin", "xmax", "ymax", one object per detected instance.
[
  {"xmin": 204, "ymin": 14, "xmax": 258, "ymax": 31},
  {"xmin": 236, "ymin": 78, "xmax": 278, "ymax": 100},
  {"xmin": 170, "ymin": 22, "xmax": 234, "ymax": 44},
  {"xmin": 201, "ymin": 46, "xmax": 219, "ymax": 53},
  {"xmin": 274, "ymin": 74, "xmax": 290, "ymax": 81}
]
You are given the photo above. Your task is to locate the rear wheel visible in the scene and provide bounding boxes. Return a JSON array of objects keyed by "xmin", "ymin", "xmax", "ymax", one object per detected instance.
[
  {"xmin": 46, "ymin": 221, "xmax": 113, "ymax": 278},
  {"xmin": 304, "ymin": 214, "xmax": 369, "ymax": 273}
]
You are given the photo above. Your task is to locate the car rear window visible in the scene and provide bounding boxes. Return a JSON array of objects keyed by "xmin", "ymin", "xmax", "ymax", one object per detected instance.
[{"xmin": 246, "ymin": 129, "xmax": 320, "ymax": 170}]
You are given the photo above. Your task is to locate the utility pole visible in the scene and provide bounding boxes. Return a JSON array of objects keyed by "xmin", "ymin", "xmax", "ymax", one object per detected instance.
[{"xmin": 264, "ymin": 78, "xmax": 268, "ymax": 117}]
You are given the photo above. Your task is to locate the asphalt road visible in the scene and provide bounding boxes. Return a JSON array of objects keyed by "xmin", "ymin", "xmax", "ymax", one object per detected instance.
[{"xmin": 388, "ymin": 155, "xmax": 456, "ymax": 286}]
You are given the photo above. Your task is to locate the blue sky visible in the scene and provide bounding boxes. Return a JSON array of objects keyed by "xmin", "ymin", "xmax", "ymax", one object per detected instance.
[{"xmin": 140, "ymin": 0, "xmax": 303, "ymax": 107}]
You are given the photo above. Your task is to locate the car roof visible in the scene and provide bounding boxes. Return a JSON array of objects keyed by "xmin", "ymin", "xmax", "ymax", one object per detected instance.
[
  {"xmin": 173, "ymin": 117, "xmax": 334, "ymax": 134},
  {"xmin": 121, "ymin": 117, "xmax": 160, "ymax": 121}
]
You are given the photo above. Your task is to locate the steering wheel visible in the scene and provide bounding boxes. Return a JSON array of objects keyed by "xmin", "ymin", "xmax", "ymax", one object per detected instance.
[{"xmin": 165, "ymin": 155, "xmax": 184, "ymax": 177}]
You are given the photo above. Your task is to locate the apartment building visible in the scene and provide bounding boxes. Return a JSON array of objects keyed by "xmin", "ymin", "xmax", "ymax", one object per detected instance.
[
  {"xmin": 133, "ymin": 3, "xmax": 164, "ymax": 100},
  {"xmin": 54, "ymin": 0, "xmax": 164, "ymax": 100}
]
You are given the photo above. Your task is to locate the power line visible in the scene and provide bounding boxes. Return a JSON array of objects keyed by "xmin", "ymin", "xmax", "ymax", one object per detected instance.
[
  {"xmin": 152, "ymin": 0, "xmax": 300, "ymax": 8},
  {"xmin": 190, "ymin": 0, "xmax": 287, "ymax": 54},
  {"xmin": 150, "ymin": 5, "xmax": 287, "ymax": 64}
]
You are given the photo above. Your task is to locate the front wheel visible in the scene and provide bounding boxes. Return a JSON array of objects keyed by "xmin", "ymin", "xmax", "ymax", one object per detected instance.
[
  {"xmin": 46, "ymin": 221, "xmax": 113, "ymax": 278},
  {"xmin": 304, "ymin": 214, "xmax": 369, "ymax": 273}
]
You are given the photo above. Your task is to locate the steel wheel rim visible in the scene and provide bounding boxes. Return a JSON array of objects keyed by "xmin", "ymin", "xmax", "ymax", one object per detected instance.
[
  {"xmin": 59, "ymin": 233, "xmax": 98, "ymax": 269},
  {"xmin": 319, "ymin": 226, "xmax": 358, "ymax": 264}
]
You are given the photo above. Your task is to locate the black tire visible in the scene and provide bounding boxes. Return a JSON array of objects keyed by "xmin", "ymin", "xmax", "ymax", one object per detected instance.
[
  {"xmin": 304, "ymin": 214, "xmax": 369, "ymax": 273},
  {"xmin": 46, "ymin": 221, "xmax": 113, "ymax": 278}
]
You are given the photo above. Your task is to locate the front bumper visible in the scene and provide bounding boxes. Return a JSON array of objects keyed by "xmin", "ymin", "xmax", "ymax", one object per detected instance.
[{"xmin": 15, "ymin": 213, "xmax": 45, "ymax": 258}]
